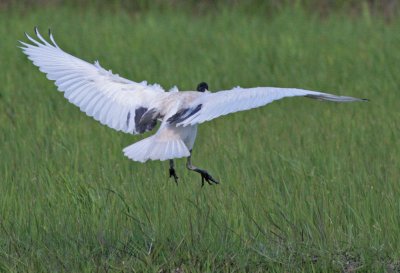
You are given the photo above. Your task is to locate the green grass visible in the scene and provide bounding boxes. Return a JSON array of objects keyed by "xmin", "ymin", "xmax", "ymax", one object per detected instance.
[{"xmin": 1, "ymin": 5, "xmax": 399, "ymax": 272}]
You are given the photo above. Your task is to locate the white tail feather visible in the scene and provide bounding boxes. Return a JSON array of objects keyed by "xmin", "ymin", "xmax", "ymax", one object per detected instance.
[{"xmin": 123, "ymin": 135, "xmax": 190, "ymax": 162}]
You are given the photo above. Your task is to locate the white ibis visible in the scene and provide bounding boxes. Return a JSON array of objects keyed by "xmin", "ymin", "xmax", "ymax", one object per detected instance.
[{"xmin": 20, "ymin": 28, "xmax": 367, "ymax": 186}]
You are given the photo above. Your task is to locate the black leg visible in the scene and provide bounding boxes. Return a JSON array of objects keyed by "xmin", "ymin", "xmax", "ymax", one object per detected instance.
[
  {"xmin": 169, "ymin": 159, "xmax": 178, "ymax": 184},
  {"xmin": 186, "ymin": 150, "xmax": 219, "ymax": 187}
]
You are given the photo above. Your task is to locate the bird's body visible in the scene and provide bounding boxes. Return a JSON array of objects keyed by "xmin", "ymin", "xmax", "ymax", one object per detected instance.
[
  {"xmin": 20, "ymin": 28, "xmax": 367, "ymax": 185},
  {"xmin": 122, "ymin": 90, "xmax": 201, "ymax": 162}
]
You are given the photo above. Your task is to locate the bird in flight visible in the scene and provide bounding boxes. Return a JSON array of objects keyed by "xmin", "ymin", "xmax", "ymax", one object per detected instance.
[{"xmin": 20, "ymin": 28, "xmax": 367, "ymax": 186}]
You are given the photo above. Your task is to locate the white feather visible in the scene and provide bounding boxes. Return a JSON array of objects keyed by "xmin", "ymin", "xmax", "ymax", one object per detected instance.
[
  {"xmin": 123, "ymin": 136, "xmax": 190, "ymax": 162},
  {"xmin": 177, "ymin": 87, "xmax": 366, "ymax": 127},
  {"xmin": 20, "ymin": 29, "xmax": 167, "ymax": 135}
]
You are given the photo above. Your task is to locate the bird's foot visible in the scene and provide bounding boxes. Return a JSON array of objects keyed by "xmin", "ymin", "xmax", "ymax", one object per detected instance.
[
  {"xmin": 197, "ymin": 169, "xmax": 219, "ymax": 187},
  {"xmin": 169, "ymin": 167, "xmax": 179, "ymax": 184}
]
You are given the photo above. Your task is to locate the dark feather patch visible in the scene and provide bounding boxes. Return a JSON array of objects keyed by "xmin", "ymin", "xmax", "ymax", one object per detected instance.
[
  {"xmin": 126, "ymin": 111, "xmax": 131, "ymax": 127},
  {"xmin": 134, "ymin": 107, "xmax": 159, "ymax": 133},
  {"xmin": 134, "ymin": 107, "xmax": 147, "ymax": 125},
  {"xmin": 167, "ymin": 104, "xmax": 202, "ymax": 124}
]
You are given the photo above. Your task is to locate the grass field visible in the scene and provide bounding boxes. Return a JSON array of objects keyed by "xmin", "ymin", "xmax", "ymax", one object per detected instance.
[{"xmin": 1, "ymin": 4, "xmax": 399, "ymax": 272}]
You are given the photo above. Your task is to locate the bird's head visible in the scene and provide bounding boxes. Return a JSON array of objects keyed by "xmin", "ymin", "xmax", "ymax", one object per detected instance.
[{"xmin": 196, "ymin": 82, "xmax": 208, "ymax": 92}]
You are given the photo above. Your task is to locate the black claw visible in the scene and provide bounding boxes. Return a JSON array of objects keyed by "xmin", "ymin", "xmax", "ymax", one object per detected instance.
[
  {"xmin": 198, "ymin": 170, "xmax": 218, "ymax": 187},
  {"xmin": 169, "ymin": 168, "xmax": 178, "ymax": 184}
]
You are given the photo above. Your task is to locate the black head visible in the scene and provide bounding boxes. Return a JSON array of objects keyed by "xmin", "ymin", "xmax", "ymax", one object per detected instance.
[{"xmin": 196, "ymin": 82, "xmax": 208, "ymax": 92}]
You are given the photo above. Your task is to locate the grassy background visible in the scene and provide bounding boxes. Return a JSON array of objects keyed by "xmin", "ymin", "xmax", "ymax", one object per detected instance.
[
  {"xmin": 1, "ymin": 0, "xmax": 398, "ymax": 18},
  {"xmin": 1, "ymin": 3, "xmax": 399, "ymax": 272}
]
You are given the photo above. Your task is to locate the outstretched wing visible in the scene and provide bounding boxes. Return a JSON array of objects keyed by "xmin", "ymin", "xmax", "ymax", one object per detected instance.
[
  {"xmin": 20, "ymin": 28, "xmax": 166, "ymax": 135},
  {"xmin": 177, "ymin": 86, "xmax": 367, "ymax": 126}
]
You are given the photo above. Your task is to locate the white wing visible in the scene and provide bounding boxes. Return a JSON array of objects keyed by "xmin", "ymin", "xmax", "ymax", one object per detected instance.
[
  {"xmin": 20, "ymin": 28, "xmax": 167, "ymax": 135},
  {"xmin": 177, "ymin": 86, "xmax": 367, "ymax": 126}
]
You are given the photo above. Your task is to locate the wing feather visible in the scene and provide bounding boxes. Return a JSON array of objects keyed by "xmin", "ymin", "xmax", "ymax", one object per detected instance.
[
  {"xmin": 20, "ymin": 28, "xmax": 166, "ymax": 134},
  {"xmin": 177, "ymin": 87, "xmax": 367, "ymax": 126}
]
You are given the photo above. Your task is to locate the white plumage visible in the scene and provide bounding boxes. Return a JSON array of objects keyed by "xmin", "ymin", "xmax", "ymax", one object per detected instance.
[{"xmin": 20, "ymin": 28, "xmax": 366, "ymax": 185}]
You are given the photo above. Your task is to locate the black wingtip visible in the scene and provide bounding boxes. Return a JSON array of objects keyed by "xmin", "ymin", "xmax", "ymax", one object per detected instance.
[
  {"xmin": 361, "ymin": 98, "xmax": 370, "ymax": 102},
  {"xmin": 48, "ymin": 28, "xmax": 51, "ymax": 36},
  {"xmin": 34, "ymin": 26, "xmax": 38, "ymax": 35}
]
